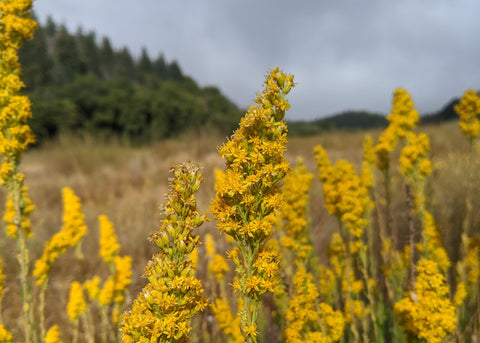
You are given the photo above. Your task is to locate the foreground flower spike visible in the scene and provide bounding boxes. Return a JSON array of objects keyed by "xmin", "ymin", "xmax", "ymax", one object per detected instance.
[
  {"xmin": 121, "ymin": 162, "xmax": 208, "ymax": 342},
  {"xmin": 394, "ymin": 258, "xmax": 457, "ymax": 343},
  {"xmin": 211, "ymin": 67, "xmax": 294, "ymax": 342}
]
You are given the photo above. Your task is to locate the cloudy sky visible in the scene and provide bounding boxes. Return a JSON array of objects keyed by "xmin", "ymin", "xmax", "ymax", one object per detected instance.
[{"xmin": 33, "ymin": 0, "xmax": 480, "ymax": 121}]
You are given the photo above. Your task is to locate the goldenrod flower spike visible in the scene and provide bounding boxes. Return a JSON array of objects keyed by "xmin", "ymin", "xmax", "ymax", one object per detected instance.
[
  {"xmin": 278, "ymin": 158, "xmax": 314, "ymax": 264},
  {"xmin": 284, "ymin": 266, "xmax": 344, "ymax": 342},
  {"xmin": 34, "ymin": 187, "xmax": 88, "ymax": 287},
  {"xmin": 0, "ymin": 324, "xmax": 13, "ymax": 343},
  {"xmin": 121, "ymin": 162, "xmax": 208, "ymax": 342},
  {"xmin": 44, "ymin": 325, "xmax": 63, "ymax": 343},
  {"xmin": 0, "ymin": 0, "xmax": 37, "ymax": 185},
  {"xmin": 99, "ymin": 214, "xmax": 121, "ymax": 264},
  {"xmin": 455, "ymin": 89, "xmax": 480, "ymax": 144},
  {"xmin": 211, "ymin": 67, "xmax": 294, "ymax": 342},
  {"xmin": 394, "ymin": 258, "xmax": 457, "ymax": 343}
]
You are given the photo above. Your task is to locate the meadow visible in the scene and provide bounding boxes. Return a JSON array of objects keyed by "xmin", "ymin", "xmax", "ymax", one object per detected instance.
[
  {"xmin": 2, "ymin": 2, "xmax": 480, "ymax": 343},
  {"xmin": 2, "ymin": 116, "xmax": 479, "ymax": 342}
]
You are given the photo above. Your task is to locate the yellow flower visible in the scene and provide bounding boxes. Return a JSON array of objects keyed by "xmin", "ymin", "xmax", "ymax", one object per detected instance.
[
  {"xmin": 374, "ymin": 88, "xmax": 419, "ymax": 170},
  {"xmin": 0, "ymin": 324, "xmax": 13, "ymax": 343},
  {"xmin": 121, "ymin": 162, "xmax": 208, "ymax": 342},
  {"xmin": 83, "ymin": 276, "xmax": 101, "ymax": 301},
  {"xmin": 3, "ymin": 186, "xmax": 34, "ymax": 239},
  {"xmin": 399, "ymin": 132, "xmax": 431, "ymax": 179},
  {"xmin": 211, "ymin": 298, "xmax": 243, "ymax": 343},
  {"xmin": 0, "ymin": 259, "xmax": 5, "ymax": 299},
  {"xmin": 209, "ymin": 253, "xmax": 229, "ymax": 282},
  {"xmin": 205, "ymin": 233, "xmax": 216, "ymax": 257},
  {"xmin": 45, "ymin": 325, "xmax": 63, "ymax": 343},
  {"xmin": 314, "ymin": 148, "xmax": 372, "ymax": 240},
  {"xmin": 210, "ymin": 68, "xmax": 294, "ymax": 339},
  {"xmin": 99, "ymin": 214, "xmax": 120, "ymax": 264},
  {"xmin": 67, "ymin": 281, "xmax": 86, "ymax": 322},
  {"xmin": 33, "ymin": 187, "xmax": 87, "ymax": 287},
  {"xmin": 278, "ymin": 158, "xmax": 314, "ymax": 264},
  {"xmin": 394, "ymin": 258, "xmax": 457, "ymax": 343},
  {"xmin": 0, "ymin": 0, "xmax": 37, "ymax": 166},
  {"xmin": 284, "ymin": 266, "xmax": 344, "ymax": 342},
  {"xmin": 455, "ymin": 89, "xmax": 480, "ymax": 141}
]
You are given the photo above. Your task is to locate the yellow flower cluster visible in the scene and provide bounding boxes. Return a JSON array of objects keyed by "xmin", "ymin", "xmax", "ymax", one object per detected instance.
[
  {"xmin": 209, "ymin": 254, "xmax": 230, "ymax": 282},
  {"xmin": 67, "ymin": 281, "xmax": 87, "ymax": 322},
  {"xmin": 394, "ymin": 258, "xmax": 457, "ymax": 343},
  {"xmin": 375, "ymin": 88, "xmax": 419, "ymax": 170},
  {"xmin": 99, "ymin": 255, "xmax": 132, "ymax": 306},
  {"xmin": 211, "ymin": 298, "xmax": 244, "ymax": 343},
  {"xmin": 204, "ymin": 233, "xmax": 230, "ymax": 283},
  {"xmin": 0, "ymin": 259, "xmax": 4, "ymax": 299},
  {"xmin": 284, "ymin": 266, "xmax": 344, "ymax": 343},
  {"xmin": 121, "ymin": 162, "xmax": 208, "ymax": 342},
  {"xmin": 99, "ymin": 214, "xmax": 120, "ymax": 264},
  {"xmin": 3, "ymin": 185, "xmax": 34, "ymax": 238},
  {"xmin": 418, "ymin": 211, "xmax": 450, "ymax": 272},
  {"xmin": 45, "ymin": 325, "xmax": 63, "ymax": 343},
  {"xmin": 211, "ymin": 68, "xmax": 293, "ymax": 341},
  {"xmin": 314, "ymin": 146, "xmax": 372, "ymax": 239},
  {"xmin": 0, "ymin": 324, "xmax": 13, "ymax": 343},
  {"xmin": 0, "ymin": 0, "xmax": 36, "ymax": 186},
  {"xmin": 399, "ymin": 132, "xmax": 432, "ymax": 179},
  {"xmin": 454, "ymin": 89, "xmax": 480, "ymax": 141},
  {"xmin": 361, "ymin": 135, "xmax": 375, "ymax": 189},
  {"xmin": 278, "ymin": 158, "xmax": 314, "ymax": 263},
  {"xmin": 34, "ymin": 187, "xmax": 87, "ymax": 287}
]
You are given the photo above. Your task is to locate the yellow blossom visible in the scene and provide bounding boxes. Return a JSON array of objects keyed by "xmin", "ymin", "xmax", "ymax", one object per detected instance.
[
  {"xmin": 33, "ymin": 187, "xmax": 88, "ymax": 287},
  {"xmin": 121, "ymin": 162, "xmax": 208, "ymax": 342},
  {"xmin": 209, "ymin": 253, "xmax": 229, "ymax": 282},
  {"xmin": 0, "ymin": 324, "xmax": 13, "ymax": 343},
  {"xmin": 45, "ymin": 325, "xmax": 63, "ymax": 343},
  {"xmin": 454, "ymin": 89, "xmax": 480, "ymax": 141},
  {"xmin": 394, "ymin": 258, "xmax": 457, "ymax": 343},
  {"xmin": 67, "ymin": 281, "xmax": 86, "ymax": 322},
  {"xmin": 210, "ymin": 68, "xmax": 294, "ymax": 341},
  {"xmin": 211, "ymin": 298, "xmax": 243, "ymax": 343},
  {"xmin": 99, "ymin": 214, "xmax": 120, "ymax": 264}
]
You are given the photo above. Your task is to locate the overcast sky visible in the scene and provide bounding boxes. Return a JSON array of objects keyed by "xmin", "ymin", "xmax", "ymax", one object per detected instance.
[{"xmin": 33, "ymin": 0, "xmax": 480, "ymax": 121}]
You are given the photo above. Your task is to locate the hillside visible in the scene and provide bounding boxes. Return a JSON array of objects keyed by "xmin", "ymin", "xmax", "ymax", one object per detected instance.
[{"xmin": 20, "ymin": 16, "xmax": 243, "ymax": 144}]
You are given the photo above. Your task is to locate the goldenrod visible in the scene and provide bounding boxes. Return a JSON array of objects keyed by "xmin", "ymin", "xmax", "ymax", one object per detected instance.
[
  {"xmin": 0, "ymin": 324, "xmax": 13, "ymax": 343},
  {"xmin": 121, "ymin": 162, "xmax": 208, "ymax": 342},
  {"xmin": 454, "ymin": 89, "xmax": 480, "ymax": 143},
  {"xmin": 34, "ymin": 187, "xmax": 88, "ymax": 287},
  {"xmin": 99, "ymin": 214, "xmax": 120, "ymax": 264},
  {"xmin": 284, "ymin": 266, "xmax": 344, "ymax": 343},
  {"xmin": 211, "ymin": 298, "xmax": 243, "ymax": 343},
  {"xmin": 44, "ymin": 325, "xmax": 63, "ymax": 343},
  {"xmin": 278, "ymin": 158, "xmax": 314, "ymax": 264},
  {"xmin": 394, "ymin": 258, "xmax": 457, "ymax": 343},
  {"xmin": 211, "ymin": 68, "xmax": 294, "ymax": 342},
  {"xmin": 67, "ymin": 281, "xmax": 87, "ymax": 322}
]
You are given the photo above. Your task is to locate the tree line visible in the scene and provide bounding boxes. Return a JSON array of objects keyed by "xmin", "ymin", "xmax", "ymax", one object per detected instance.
[{"xmin": 20, "ymin": 15, "xmax": 243, "ymax": 144}]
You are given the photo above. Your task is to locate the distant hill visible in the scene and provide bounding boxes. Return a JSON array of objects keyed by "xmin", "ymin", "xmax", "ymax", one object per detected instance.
[
  {"xmin": 420, "ymin": 97, "xmax": 460, "ymax": 124},
  {"xmin": 288, "ymin": 110, "xmax": 388, "ymax": 136},
  {"xmin": 288, "ymin": 95, "xmax": 471, "ymax": 137}
]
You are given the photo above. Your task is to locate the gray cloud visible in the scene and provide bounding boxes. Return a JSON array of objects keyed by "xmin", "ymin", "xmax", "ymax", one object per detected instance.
[{"xmin": 33, "ymin": 0, "xmax": 480, "ymax": 120}]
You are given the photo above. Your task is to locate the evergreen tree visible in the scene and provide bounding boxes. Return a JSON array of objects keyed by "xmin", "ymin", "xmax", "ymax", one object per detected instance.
[{"xmin": 99, "ymin": 37, "xmax": 114, "ymax": 79}]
